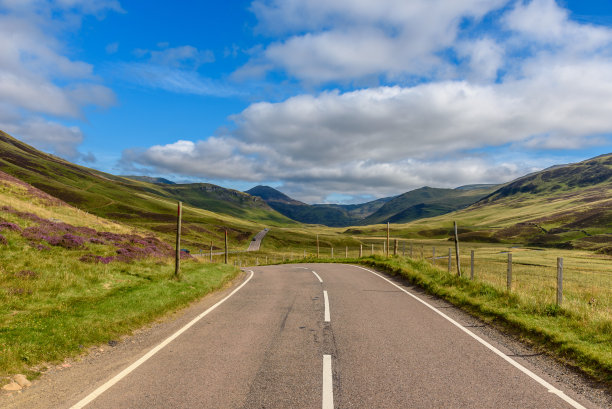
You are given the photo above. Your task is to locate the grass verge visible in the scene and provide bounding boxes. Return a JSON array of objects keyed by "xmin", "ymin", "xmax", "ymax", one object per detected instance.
[
  {"xmin": 282, "ymin": 255, "xmax": 612, "ymax": 389},
  {"xmin": 0, "ymin": 259, "xmax": 239, "ymax": 383}
]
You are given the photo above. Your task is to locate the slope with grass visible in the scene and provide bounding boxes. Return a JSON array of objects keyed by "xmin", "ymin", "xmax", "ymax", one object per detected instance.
[
  {"xmin": 0, "ymin": 131, "xmax": 296, "ymax": 251},
  {"xmin": 0, "ymin": 170, "xmax": 240, "ymax": 382},
  {"xmin": 348, "ymin": 154, "xmax": 612, "ymax": 253}
]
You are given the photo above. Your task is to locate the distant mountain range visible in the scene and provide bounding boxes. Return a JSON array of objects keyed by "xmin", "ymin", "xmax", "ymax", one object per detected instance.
[
  {"xmin": 246, "ymin": 184, "xmax": 497, "ymax": 227},
  {"xmin": 1, "ymin": 129, "xmax": 610, "ymax": 252}
]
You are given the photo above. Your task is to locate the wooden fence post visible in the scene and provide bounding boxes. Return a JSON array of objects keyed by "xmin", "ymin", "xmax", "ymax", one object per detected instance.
[
  {"xmin": 331, "ymin": 247, "xmax": 334, "ymax": 258},
  {"xmin": 175, "ymin": 201, "xmax": 182, "ymax": 278},
  {"xmin": 454, "ymin": 221, "xmax": 461, "ymax": 276},
  {"xmin": 224, "ymin": 229, "xmax": 228, "ymax": 265},
  {"xmin": 387, "ymin": 222, "xmax": 390, "ymax": 258},
  {"xmin": 359, "ymin": 244, "xmax": 363, "ymax": 258},
  {"xmin": 507, "ymin": 252, "xmax": 512, "ymax": 291},
  {"xmin": 345, "ymin": 246, "xmax": 348, "ymax": 258},
  {"xmin": 394, "ymin": 239, "xmax": 398, "ymax": 256},
  {"xmin": 371, "ymin": 243, "xmax": 374, "ymax": 256},
  {"xmin": 470, "ymin": 250, "xmax": 474, "ymax": 280},
  {"xmin": 557, "ymin": 257, "xmax": 563, "ymax": 306},
  {"xmin": 448, "ymin": 248, "xmax": 452, "ymax": 273}
]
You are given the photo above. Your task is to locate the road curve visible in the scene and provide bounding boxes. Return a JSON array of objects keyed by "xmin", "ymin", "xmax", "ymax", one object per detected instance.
[
  {"xmin": 247, "ymin": 228, "xmax": 269, "ymax": 251},
  {"xmin": 3, "ymin": 263, "xmax": 605, "ymax": 408}
]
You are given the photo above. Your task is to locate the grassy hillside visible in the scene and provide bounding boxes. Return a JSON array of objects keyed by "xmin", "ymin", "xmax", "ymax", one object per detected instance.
[
  {"xmin": 0, "ymin": 131, "xmax": 297, "ymax": 251},
  {"xmin": 348, "ymin": 154, "xmax": 612, "ymax": 254},
  {"xmin": 359, "ymin": 185, "xmax": 497, "ymax": 225},
  {"xmin": 247, "ymin": 185, "xmax": 395, "ymax": 226},
  {"xmin": 0, "ymin": 169, "xmax": 240, "ymax": 381}
]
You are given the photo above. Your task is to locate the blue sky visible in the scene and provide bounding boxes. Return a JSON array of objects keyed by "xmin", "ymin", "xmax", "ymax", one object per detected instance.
[{"xmin": 1, "ymin": 0, "xmax": 612, "ymax": 203}]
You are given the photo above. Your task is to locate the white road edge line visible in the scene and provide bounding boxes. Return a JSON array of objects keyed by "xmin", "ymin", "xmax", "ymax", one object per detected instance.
[
  {"xmin": 322, "ymin": 355, "xmax": 334, "ymax": 409},
  {"xmin": 312, "ymin": 270, "xmax": 323, "ymax": 283},
  {"xmin": 323, "ymin": 290, "xmax": 331, "ymax": 322},
  {"xmin": 70, "ymin": 270, "xmax": 256, "ymax": 409},
  {"xmin": 348, "ymin": 265, "xmax": 587, "ymax": 409}
]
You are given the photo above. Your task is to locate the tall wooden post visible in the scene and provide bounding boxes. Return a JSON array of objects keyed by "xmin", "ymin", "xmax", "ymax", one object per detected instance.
[
  {"xmin": 557, "ymin": 257, "xmax": 563, "ymax": 306},
  {"xmin": 507, "ymin": 252, "xmax": 512, "ymax": 292},
  {"xmin": 386, "ymin": 222, "xmax": 390, "ymax": 258},
  {"xmin": 224, "ymin": 229, "xmax": 228, "ymax": 264},
  {"xmin": 394, "ymin": 239, "xmax": 398, "ymax": 256},
  {"xmin": 454, "ymin": 221, "xmax": 461, "ymax": 276},
  {"xmin": 175, "ymin": 201, "xmax": 182, "ymax": 278},
  {"xmin": 371, "ymin": 243, "xmax": 374, "ymax": 255},
  {"xmin": 470, "ymin": 250, "xmax": 474, "ymax": 280},
  {"xmin": 331, "ymin": 247, "xmax": 334, "ymax": 258},
  {"xmin": 345, "ymin": 246, "xmax": 348, "ymax": 258},
  {"xmin": 359, "ymin": 244, "xmax": 363, "ymax": 258}
]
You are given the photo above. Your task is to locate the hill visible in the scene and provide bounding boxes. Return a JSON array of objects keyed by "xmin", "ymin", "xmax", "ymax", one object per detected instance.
[
  {"xmin": 246, "ymin": 185, "xmax": 392, "ymax": 227},
  {"xmin": 0, "ymin": 131, "xmax": 296, "ymax": 250},
  {"xmin": 123, "ymin": 175, "xmax": 176, "ymax": 184},
  {"xmin": 353, "ymin": 154, "xmax": 612, "ymax": 253},
  {"xmin": 359, "ymin": 185, "xmax": 497, "ymax": 225}
]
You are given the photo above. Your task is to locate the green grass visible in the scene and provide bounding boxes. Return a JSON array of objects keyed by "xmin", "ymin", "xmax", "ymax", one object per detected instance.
[{"xmin": 0, "ymin": 255, "xmax": 239, "ymax": 381}]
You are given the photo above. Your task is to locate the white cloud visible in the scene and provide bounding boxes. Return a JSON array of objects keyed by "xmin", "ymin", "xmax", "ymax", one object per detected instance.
[
  {"xmin": 240, "ymin": 0, "xmax": 508, "ymax": 83},
  {"xmin": 0, "ymin": 0, "xmax": 119, "ymax": 157}
]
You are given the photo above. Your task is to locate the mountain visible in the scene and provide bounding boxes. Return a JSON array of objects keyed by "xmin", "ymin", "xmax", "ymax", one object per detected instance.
[
  {"xmin": 359, "ymin": 185, "xmax": 497, "ymax": 225},
  {"xmin": 0, "ymin": 130, "xmax": 296, "ymax": 249},
  {"xmin": 246, "ymin": 185, "xmax": 392, "ymax": 227},
  {"xmin": 123, "ymin": 175, "xmax": 176, "ymax": 184},
  {"xmin": 356, "ymin": 154, "xmax": 612, "ymax": 253}
]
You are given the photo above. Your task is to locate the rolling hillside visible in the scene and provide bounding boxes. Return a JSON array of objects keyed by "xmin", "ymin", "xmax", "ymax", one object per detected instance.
[
  {"xmin": 247, "ymin": 184, "xmax": 494, "ymax": 227},
  {"xmin": 246, "ymin": 185, "xmax": 392, "ymax": 227},
  {"xmin": 351, "ymin": 154, "xmax": 612, "ymax": 253},
  {"xmin": 0, "ymin": 131, "xmax": 296, "ymax": 250}
]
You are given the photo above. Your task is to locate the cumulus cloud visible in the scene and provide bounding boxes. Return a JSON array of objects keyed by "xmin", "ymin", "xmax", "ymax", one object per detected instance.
[
  {"xmin": 121, "ymin": 0, "xmax": 612, "ymax": 202},
  {"xmin": 0, "ymin": 0, "xmax": 119, "ymax": 158}
]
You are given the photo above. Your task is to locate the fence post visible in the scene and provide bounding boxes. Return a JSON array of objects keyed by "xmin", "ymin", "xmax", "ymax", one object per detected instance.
[
  {"xmin": 331, "ymin": 247, "xmax": 334, "ymax": 258},
  {"xmin": 224, "ymin": 229, "xmax": 228, "ymax": 265},
  {"xmin": 387, "ymin": 222, "xmax": 390, "ymax": 258},
  {"xmin": 371, "ymin": 243, "xmax": 374, "ymax": 256},
  {"xmin": 454, "ymin": 221, "xmax": 461, "ymax": 276},
  {"xmin": 359, "ymin": 244, "xmax": 363, "ymax": 258},
  {"xmin": 175, "ymin": 201, "xmax": 182, "ymax": 279},
  {"xmin": 432, "ymin": 247, "xmax": 436, "ymax": 264},
  {"xmin": 394, "ymin": 239, "xmax": 398, "ymax": 256},
  {"xmin": 470, "ymin": 250, "xmax": 474, "ymax": 280},
  {"xmin": 448, "ymin": 248, "xmax": 452, "ymax": 273},
  {"xmin": 303, "ymin": 249, "xmax": 306, "ymax": 259},
  {"xmin": 507, "ymin": 252, "xmax": 512, "ymax": 292},
  {"xmin": 345, "ymin": 246, "xmax": 348, "ymax": 258},
  {"xmin": 557, "ymin": 257, "xmax": 563, "ymax": 306},
  {"xmin": 256, "ymin": 257, "xmax": 259, "ymax": 266}
]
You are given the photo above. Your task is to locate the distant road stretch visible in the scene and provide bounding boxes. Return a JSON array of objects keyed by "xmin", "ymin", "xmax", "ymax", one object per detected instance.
[
  {"xmin": 54, "ymin": 263, "xmax": 597, "ymax": 409},
  {"xmin": 247, "ymin": 228, "xmax": 269, "ymax": 251}
]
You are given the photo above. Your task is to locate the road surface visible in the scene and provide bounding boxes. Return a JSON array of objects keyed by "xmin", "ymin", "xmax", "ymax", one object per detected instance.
[
  {"xmin": 247, "ymin": 228, "xmax": 269, "ymax": 251},
  {"xmin": 3, "ymin": 263, "xmax": 606, "ymax": 409}
]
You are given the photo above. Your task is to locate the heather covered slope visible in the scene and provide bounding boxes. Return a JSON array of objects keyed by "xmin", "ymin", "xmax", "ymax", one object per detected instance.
[{"xmin": 0, "ymin": 131, "xmax": 296, "ymax": 249}]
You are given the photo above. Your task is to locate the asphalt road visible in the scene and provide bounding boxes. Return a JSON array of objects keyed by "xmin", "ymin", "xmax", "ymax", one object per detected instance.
[
  {"xmin": 4, "ymin": 263, "xmax": 605, "ymax": 408},
  {"xmin": 247, "ymin": 228, "xmax": 269, "ymax": 251}
]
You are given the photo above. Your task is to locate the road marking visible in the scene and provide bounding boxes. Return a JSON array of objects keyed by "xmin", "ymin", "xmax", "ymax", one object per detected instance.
[
  {"xmin": 323, "ymin": 290, "xmax": 330, "ymax": 322},
  {"xmin": 348, "ymin": 265, "xmax": 586, "ymax": 409},
  {"xmin": 322, "ymin": 355, "xmax": 334, "ymax": 409},
  {"xmin": 70, "ymin": 270, "xmax": 256, "ymax": 409},
  {"xmin": 312, "ymin": 270, "xmax": 323, "ymax": 283}
]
